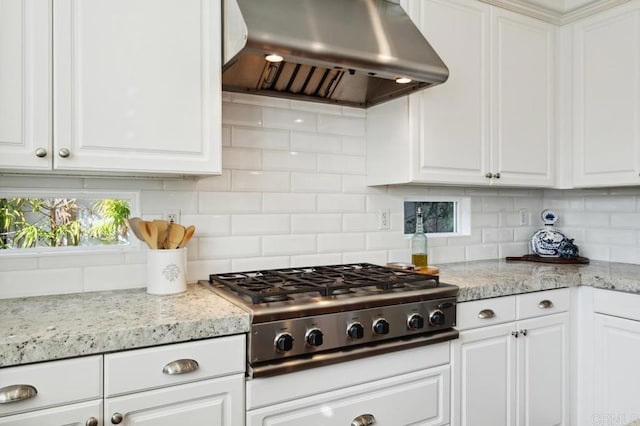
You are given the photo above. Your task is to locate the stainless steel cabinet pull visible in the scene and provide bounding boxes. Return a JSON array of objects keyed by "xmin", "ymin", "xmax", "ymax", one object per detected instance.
[
  {"xmin": 58, "ymin": 148, "xmax": 70, "ymax": 158},
  {"xmin": 520, "ymin": 329, "xmax": 527, "ymax": 336},
  {"xmin": 35, "ymin": 148, "xmax": 48, "ymax": 158},
  {"xmin": 511, "ymin": 331, "xmax": 519, "ymax": 338},
  {"xmin": 494, "ymin": 172, "xmax": 501, "ymax": 179},
  {"xmin": 478, "ymin": 309, "xmax": 496, "ymax": 319},
  {"xmin": 86, "ymin": 417, "xmax": 99, "ymax": 426},
  {"xmin": 351, "ymin": 414, "xmax": 376, "ymax": 426},
  {"xmin": 0, "ymin": 384, "xmax": 38, "ymax": 404},
  {"xmin": 162, "ymin": 358, "xmax": 199, "ymax": 375},
  {"xmin": 485, "ymin": 172, "xmax": 493, "ymax": 179},
  {"xmin": 538, "ymin": 300, "xmax": 553, "ymax": 309},
  {"xmin": 111, "ymin": 412, "xmax": 123, "ymax": 424}
]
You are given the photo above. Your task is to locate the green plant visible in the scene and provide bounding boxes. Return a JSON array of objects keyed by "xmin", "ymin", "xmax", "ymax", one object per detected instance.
[
  {"xmin": 88, "ymin": 199, "xmax": 131, "ymax": 243},
  {"xmin": 0, "ymin": 198, "xmax": 28, "ymax": 249}
]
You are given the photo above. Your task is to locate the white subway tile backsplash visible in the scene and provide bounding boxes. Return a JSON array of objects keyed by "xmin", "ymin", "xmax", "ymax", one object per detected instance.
[
  {"xmin": 585, "ymin": 196, "xmax": 635, "ymax": 212},
  {"xmin": 318, "ymin": 154, "xmax": 366, "ymax": 175},
  {"xmin": 291, "ymin": 132, "xmax": 342, "ymax": 154},
  {"xmin": 232, "ymin": 127, "xmax": 290, "ymax": 150},
  {"xmin": 232, "ymin": 214, "xmax": 290, "ymax": 235},
  {"xmin": 222, "ymin": 103, "xmax": 262, "ymax": 127},
  {"xmin": 263, "ymin": 193, "xmax": 317, "ymax": 212},
  {"xmin": 199, "ymin": 236, "xmax": 261, "ymax": 259},
  {"xmin": 222, "ymin": 147, "xmax": 262, "ymax": 170},
  {"xmin": 262, "ymin": 107, "xmax": 317, "ymax": 131},
  {"xmin": 317, "ymin": 114, "xmax": 366, "ymax": 137},
  {"xmin": 317, "ymin": 233, "xmax": 366, "ymax": 252},
  {"xmin": 291, "ymin": 253, "xmax": 343, "ymax": 267},
  {"xmin": 291, "ymin": 173, "xmax": 342, "ymax": 193},
  {"xmin": 291, "ymin": 214, "xmax": 342, "ymax": 233},
  {"xmin": 0, "ymin": 268, "xmax": 83, "ymax": 299},
  {"xmin": 84, "ymin": 264, "xmax": 145, "ymax": 292},
  {"xmin": 231, "ymin": 256, "xmax": 290, "ymax": 272},
  {"xmin": 263, "ymin": 150, "xmax": 317, "ymax": 171},
  {"xmin": 11, "ymin": 95, "xmax": 640, "ymax": 298},
  {"xmin": 318, "ymin": 194, "xmax": 365, "ymax": 212},
  {"xmin": 263, "ymin": 235, "xmax": 316, "ymax": 256},
  {"xmin": 232, "ymin": 170, "xmax": 290, "ymax": 192},
  {"xmin": 181, "ymin": 214, "xmax": 230, "ymax": 236},
  {"xmin": 342, "ymin": 250, "xmax": 388, "ymax": 265},
  {"xmin": 199, "ymin": 192, "xmax": 262, "ymax": 213}
]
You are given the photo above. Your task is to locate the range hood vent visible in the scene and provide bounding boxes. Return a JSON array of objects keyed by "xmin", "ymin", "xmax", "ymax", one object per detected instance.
[{"xmin": 222, "ymin": 0, "xmax": 449, "ymax": 108}]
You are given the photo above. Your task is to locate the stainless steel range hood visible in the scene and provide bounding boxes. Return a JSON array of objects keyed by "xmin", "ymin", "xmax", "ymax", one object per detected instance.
[{"xmin": 222, "ymin": 0, "xmax": 449, "ymax": 108}]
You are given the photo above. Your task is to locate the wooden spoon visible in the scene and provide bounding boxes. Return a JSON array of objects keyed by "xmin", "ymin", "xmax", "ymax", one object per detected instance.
[
  {"xmin": 152, "ymin": 220, "xmax": 169, "ymax": 249},
  {"xmin": 139, "ymin": 220, "xmax": 158, "ymax": 249},
  {"xmin": 127, "ymin": 217, "xmax": 145, "ymax": 241},
  {"xmin": 166, "ymin": 223, "xmax": 186, "ymax": 249},
  {"xmin": 177, "ymin": 225, "xmax": 195, "ymax": 248}
]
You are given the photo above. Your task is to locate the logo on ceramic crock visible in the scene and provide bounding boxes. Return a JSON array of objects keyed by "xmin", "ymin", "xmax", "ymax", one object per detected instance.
[{"xmin": 162, "ymin": 263, "xmax": 181, "ymax": 282}]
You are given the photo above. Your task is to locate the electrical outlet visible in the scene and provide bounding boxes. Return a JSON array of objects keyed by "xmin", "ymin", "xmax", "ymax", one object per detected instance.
[
  {"xmin": 379, "ymin": 209, "xmax": 391, "ymax": 230},
  {"xmin": 164, "ymin": 210, "xmax": 181, "ymax": 224},
  {"xmin": 518, "ymin": 208, "xmax": 528, "ymax": 226}
]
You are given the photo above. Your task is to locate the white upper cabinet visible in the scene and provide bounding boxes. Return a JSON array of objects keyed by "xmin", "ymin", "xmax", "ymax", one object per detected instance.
[
  {"xmin": 0, "ymin": 0, "xmax": 52, "ymax": 171},
  {"xmin": 572, "ymin": 1, "xmax": 640, "ymax": 187},
  {"xmin": 367, "ymin": 0, "xmax": 556, "ymax": 187},
  {"xmin": 0, "ymin": 0, "xmax": 222, "ymax": 175}
]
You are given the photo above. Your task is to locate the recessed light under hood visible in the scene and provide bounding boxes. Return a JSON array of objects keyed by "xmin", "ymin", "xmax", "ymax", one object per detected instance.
[{"xmin": 222, "ymin": 0, "xmax": 449, "ymax": 108}]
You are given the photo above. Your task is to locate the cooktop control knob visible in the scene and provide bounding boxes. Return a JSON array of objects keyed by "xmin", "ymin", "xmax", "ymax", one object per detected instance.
[
  {"xmin": 305, "ymin": 328, "xmax": 324, "ymax": 347},
  {"xmin": 274, "ymin": 332, "xmax": 294, "ymax": 352},
  {"xmin": 347, "ymin": 322, "xmax": 364, "ymax": 339},
  {"xmin": 407, "ymin": 313, "xmax": 425, "ymax": 330},
  {"xmin": 429, "ymin": 310, "xmax": 446, "ymax": 327},
  {"xmin": 372, "ymin": 318, "xmax": 390, "ymax": 335}
]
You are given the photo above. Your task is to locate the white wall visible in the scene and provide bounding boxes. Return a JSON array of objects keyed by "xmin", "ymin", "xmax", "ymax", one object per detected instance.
[{"xmin": 0, "ymin": 93, "xmax": 544, "ymax": 298}]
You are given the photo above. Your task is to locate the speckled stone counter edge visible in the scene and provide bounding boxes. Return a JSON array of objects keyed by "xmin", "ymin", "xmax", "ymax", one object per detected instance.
[{"xmin": 3, "ymin": 259, "xmax": 640, "ymax": 368}]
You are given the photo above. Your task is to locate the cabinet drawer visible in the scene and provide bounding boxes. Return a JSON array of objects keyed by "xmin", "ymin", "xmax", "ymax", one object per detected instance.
[
  {"xmin": 516, "ymin": 288, "xmax": 570, "ymax": 319},
  {"xmin": 593, "ymin": 288, "xmax": 640, "ymax": 321},
  {"xmin": 0, "ymin": 399, "xmax": 102, "ymax": 425},
  {"xmin": 104, "ymin": 335, "xmax": 245, "ymax": 397},
  {"xmin": 0, "ymin": 356, "xmax": 102, "ymax": 416},
  {"xmin": 456, "ymin": 296, "xmax": 516, "ymax": 331},
  {"xmin": 247, "ymin": 365, "xmax": 450, "ymax": 426}
]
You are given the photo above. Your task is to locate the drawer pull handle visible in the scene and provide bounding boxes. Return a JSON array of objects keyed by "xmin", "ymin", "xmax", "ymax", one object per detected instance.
[
  {"xmin": 86, "ymin": 417, "xmax": 99, "ymax": 426},
  {"xmin": 538, "ymin": 300, "xmax": 553, "ymax": 309},
  {"xmin": 351, "ymin": 414, "xmax": 376, "ymax": 426},
  {"xmin": 520, "ymin": 329, "xmax": 527, "ymax": 336},
  {"xmin": 0, "ymin": 384, "xmax": 38, "ymax": 404},
  {"xmin": 162, "ymin": 358, "xmax": 199, "ymax": 375},
  {"xmin": 478, "ymin": 309, "xmax": 496, "ymax": 319}
]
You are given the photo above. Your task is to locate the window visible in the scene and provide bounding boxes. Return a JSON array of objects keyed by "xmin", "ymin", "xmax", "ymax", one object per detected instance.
[
  {"xmin": 403, "ymin": 197, "xmax": 471, "ymax": 237},
  {"xmin": 0, "ymin": 190, "xmax": 139, "ymax": 252}
]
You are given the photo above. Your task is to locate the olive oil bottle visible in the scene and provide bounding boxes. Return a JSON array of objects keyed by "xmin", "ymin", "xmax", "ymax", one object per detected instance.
[{"xmin": 411, "ymin": 206, "xmax": 428, "ymax": 268}]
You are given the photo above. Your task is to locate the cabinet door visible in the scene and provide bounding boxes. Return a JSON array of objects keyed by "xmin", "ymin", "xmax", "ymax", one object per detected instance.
[
  {"xmin": 451, "ymin": 323, "xmax": 516, "ymax": 426},
  {"xmin": 572, "ymin": 3, "xmax": 640, "ymax": 187},
  {"xmin": 0, "ymin": 0, "xmax": 51, "ymax": 171},
  {"xmin": 53, "ymin": 0, "xmax": 221, "ymax": 175},
  {"xmin": 0, "ymin": 400, "xmax": 102, "ymax": 426},
  {"xmin": 517, "ymin": 313, "xmax": 569, "ymax": 426},
  {"xmin": 408, "ymin": 0, "xmax": 491, "ymax": 185},
  {"xmin": 593, "ymin": 314, "xmax": 640, "ymax": 423},
  {"xmin": 248, "ymin": 367, "xmax": 449, "ymax": 426},
  {"xmin": 491, "ymin": 8, "xmax": 555, "ymax": 187},
  {"xmin": 103, "ymin": 375, "xmax": 243, "ymax": 426}
]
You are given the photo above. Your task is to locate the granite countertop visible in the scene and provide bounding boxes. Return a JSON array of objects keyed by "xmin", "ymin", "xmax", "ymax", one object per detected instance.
[
  {"xmin": 0, "ymin": 284, "xmax": 250, "ymax": 368},
  {"xmin": 439, "ymin": 258, "xmax": 640, "ymax": 302},
  {"xmin": 3, "ymin": 259, "xmax": 640, "ymax": 368}
]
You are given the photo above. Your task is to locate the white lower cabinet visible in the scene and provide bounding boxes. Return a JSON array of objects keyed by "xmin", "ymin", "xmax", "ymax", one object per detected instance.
[
  {"xmin": 591, "ymin": 289, "xmax": 640, "ymax": 423},
  {"xmin": 104, "ymin": 376, "xmax": 243, "ymax": 426},
  {"xmin": 247, "ymin": 366, "xmax": 449, "ymax": 426},
  {"xmin": 0, "ymin": 336, "xmax": 245, "ymax": 426},
  {"xmin": 452, "ymin": 289, "xmax": 569, "ymax": 426}
]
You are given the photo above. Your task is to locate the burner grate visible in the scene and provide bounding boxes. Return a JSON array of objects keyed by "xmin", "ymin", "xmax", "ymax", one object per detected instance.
[{"xmin": 209, "ymin": 263, "xmax": 439, "ymax": 304}]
